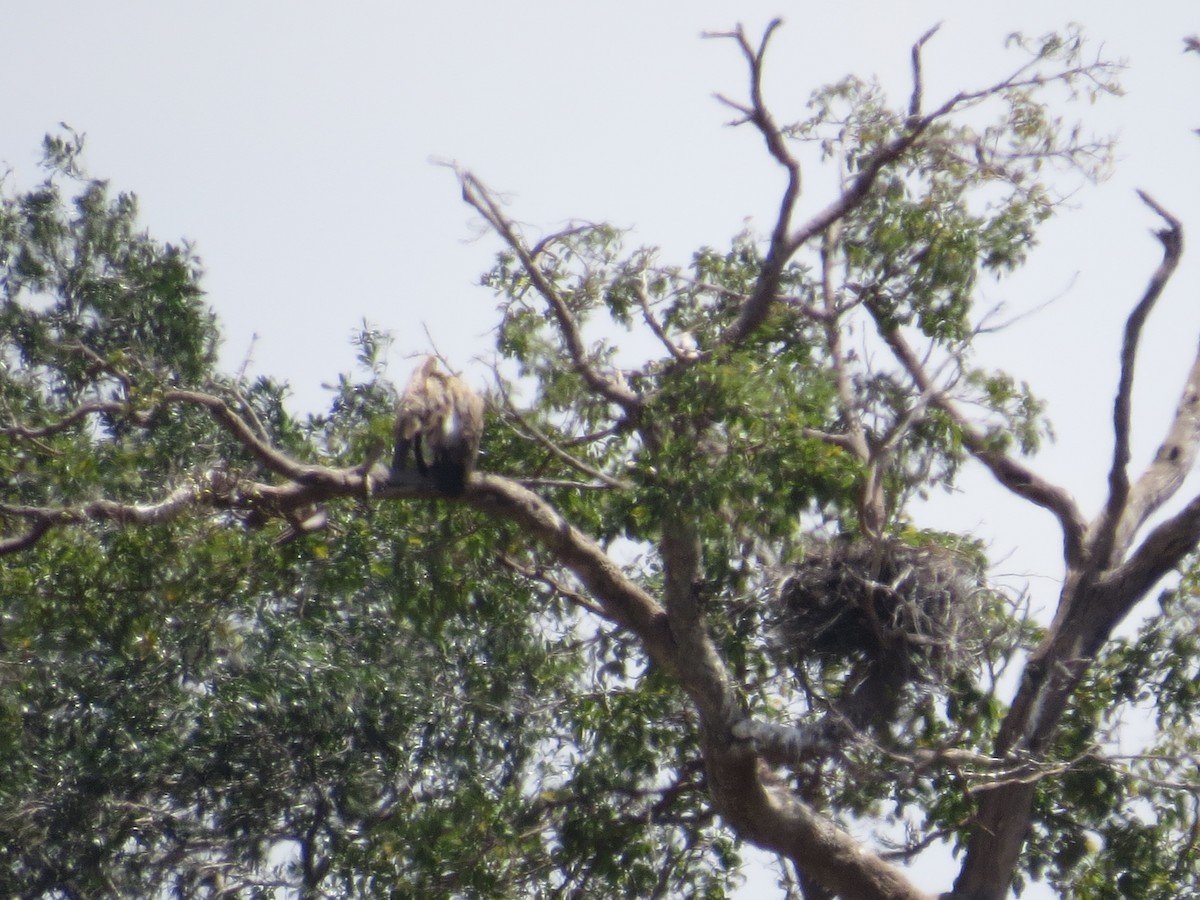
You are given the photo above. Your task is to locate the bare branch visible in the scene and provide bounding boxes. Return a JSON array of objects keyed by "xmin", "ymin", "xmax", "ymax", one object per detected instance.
[
  {"xmin": 163, "ymin": 389, "xmax": 323, "ymax": 482},
  {"xmin": 1100, "ymin": 492, "xmax": 1200, "ymax": 607},
  {"xmin": 708, "ymin": 20, "xmax": 795, "ymax": 177},
  {"xmin": 875, "ymin": 318, "xmax": 1088, "ymax": 565},
  {"xmin": 705, "ymin": 21, "xmax": 803, "ymax": 350},
  {"xmin": 1094, "ymin": 192, "xmax": 1184, "ymax": 566},
  {"xmin": 455, "ymin": 170, "xmax": 642, "ymax": 416},
  {"xmin": 1113, "ymin": 349, "xmax": 1200, "ymax": 558},
  {"xmin": 908, "ymin": 24, "xmax": 943, "ymax": 121}
]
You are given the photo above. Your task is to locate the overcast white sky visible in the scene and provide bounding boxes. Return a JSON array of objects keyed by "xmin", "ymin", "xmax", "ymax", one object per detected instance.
[{"xmin": 4, "ymin": 3, "xmax": 1198, "ymax": 897}]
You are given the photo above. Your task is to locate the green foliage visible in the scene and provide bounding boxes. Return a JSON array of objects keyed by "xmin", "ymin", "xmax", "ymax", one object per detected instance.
[
  {"xmin": 1, "ymin": 131, "xmax": 214, "ymax": 397},
  {"xmin": 0, "ymin": 138, "xmax": 739, "ymax": 898},
  {"xmin": 1022, "ymin": 580, "xmax": 1200, "ymax": 899}
]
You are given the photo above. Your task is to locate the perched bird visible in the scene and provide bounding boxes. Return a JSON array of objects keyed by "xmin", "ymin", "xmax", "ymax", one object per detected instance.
[{"xmin": 391, "ymin": 356, "xmax": 484, "ymax": 497}]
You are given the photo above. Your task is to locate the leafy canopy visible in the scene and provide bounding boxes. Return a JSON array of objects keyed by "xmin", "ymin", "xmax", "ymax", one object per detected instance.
[{"xmin": 3, "ymin": 24, "xmax": 1198, "ymax": 900}]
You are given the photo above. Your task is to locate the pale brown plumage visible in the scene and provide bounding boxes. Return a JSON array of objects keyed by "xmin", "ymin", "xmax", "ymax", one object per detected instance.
[{"xmin": 391, "ymin": 356, "xmax": 484, "ymax": 496}]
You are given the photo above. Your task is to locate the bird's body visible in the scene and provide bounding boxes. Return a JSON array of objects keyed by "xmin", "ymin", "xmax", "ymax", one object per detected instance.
[{"xmin": 391, "ymin": 356, "xmax": 483, "ymax": 496}]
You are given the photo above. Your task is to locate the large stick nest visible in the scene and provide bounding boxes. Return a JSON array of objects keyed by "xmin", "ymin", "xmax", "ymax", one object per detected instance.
[{"xmin": 776, "ymin": 535, "xmax": 995, "ymax": 688}]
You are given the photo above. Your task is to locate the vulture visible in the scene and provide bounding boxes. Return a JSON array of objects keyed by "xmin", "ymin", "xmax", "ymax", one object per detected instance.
[{"xmin": 391, "ymin": 356, "xmax": 484, "ymax": 496}]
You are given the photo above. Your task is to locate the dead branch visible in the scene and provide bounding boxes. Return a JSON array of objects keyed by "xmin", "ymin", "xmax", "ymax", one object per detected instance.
[
  {"xmin": 704, "ymin": 21, "xmax": 804, "ymax": 349},
  {"xmin": 456, "ymin": 170, "xmax": 642, "ymax": 417},
  {"xmin": 1111, "ymin": 348, "xmax": 1200, "ymax": 559},
  {"xmin": 907, "ymin": 25, "xmax": 943, "ymax": 122},
  {"xmin": 707, "ymin": 20, "xmax": 797, "ymax": 180},
  {"xmin": 1094, "ymin": 192, "xmax": 1185, "ymax": 566}
]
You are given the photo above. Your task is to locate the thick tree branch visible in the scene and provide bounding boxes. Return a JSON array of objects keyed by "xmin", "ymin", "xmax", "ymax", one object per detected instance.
[
  {"xmin": 703, "ymin": 747, "xmax": 933, "ymax": 900},
  {"xmin": 468, "ymin": 470, "xmax": 928, "ymax": 898},
  {"xmin": 163, "ymin": 390, "xmax": 325, "ymax": 482},
  {"xmin": 1112, "ymin": 348, "xmax": 1200, "ymax": 557},
  {"xmin": 954, "ymin": 201, "xmax": 1188, "ymax": 900},
  {"xmin": 0, "ymin": 463, "xmax": 385, "ymax": 555},
  {"xmin": 1101, "ymin": 492, "xmax": 1200, "ymax": 606},
  {"xmin": 660, "ymin": 518, "xmax": 741, "ymax": 727},
  {"xmin": 466, "ymin": 475, "xmax": 930, "ymax": 898},
  {"xmin": 464, "ymin": 473, "xmax": 676, "ymax": 669},
  {"xmin": 1093, "ymin": 193, "xmax": 1184, "ymax": 566}
]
